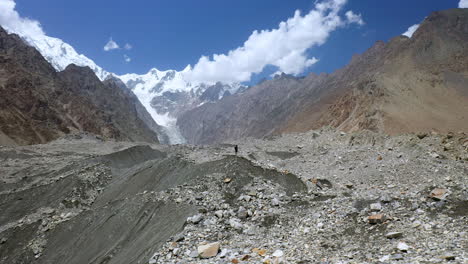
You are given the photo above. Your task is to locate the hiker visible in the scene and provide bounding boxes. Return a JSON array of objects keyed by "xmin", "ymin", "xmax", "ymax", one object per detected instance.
[{"xmin": 234, "ymin": 145, "xmax": 238, "ymax": 155}]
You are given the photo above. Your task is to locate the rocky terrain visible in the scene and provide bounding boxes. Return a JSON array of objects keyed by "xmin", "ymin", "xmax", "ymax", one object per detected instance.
[
  {"xmin": 178, "ymin": 9, "xmax": 468, "ymax": 145},
  {"xmin": 0, "ymin": 129, "xmax": 466, "ymax": 263},
  {"xmin": 0, "ymin": 26, "xmax": 161, "ymax": 146}
]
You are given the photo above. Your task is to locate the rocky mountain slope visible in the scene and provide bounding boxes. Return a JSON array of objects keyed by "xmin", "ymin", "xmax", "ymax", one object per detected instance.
[
  {"xmin": 0, "ymin": 26, "xmax": 160, "ymax": 146},
  {"xmin": 0, "ymin": 129, "xmax": 466, "ymax": 263},
  {"xmin": 178, "ymin": 9, "xmax": 468, "ymax": 145},
  {"xmin": 3, "ymin": 21, "xmax": 243, "ymax": 144}
]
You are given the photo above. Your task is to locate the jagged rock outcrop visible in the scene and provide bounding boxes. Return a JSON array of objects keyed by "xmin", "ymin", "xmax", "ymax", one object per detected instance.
[
  {"xmin": 178, "ymin": 9, "xmax": 468, "ymax": 144},
  {"xmin": 0, "ymin": 26, "xmax": 160, "ymax": 145},
  {"xmin": 103, "ymin": 76, "xmax": 170, "ymax": 144}
]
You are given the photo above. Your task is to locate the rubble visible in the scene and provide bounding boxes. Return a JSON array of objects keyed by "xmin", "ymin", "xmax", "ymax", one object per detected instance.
[{"xmin": 1, "ymin": 130, "xmax": 467, "ymax": 264}]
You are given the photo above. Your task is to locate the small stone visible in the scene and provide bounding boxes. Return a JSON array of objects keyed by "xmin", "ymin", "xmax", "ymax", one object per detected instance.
[
  {"xmin": 271, "ymin": 198, "xmax": 280, "ymax": 206},
  {"xmin": 0, "ymin": 238, "xmax": 7, "ymax": 244},
  {"xmin": 397, "ymin": 242, "xmax": 410, "ymax": 252},
  {"xmin": 187, "ymin": 214, "xmax": 204, "ymax": 224},
  {"xmin": 385, "ymin": 232, "xmax": 403, "ymax": 239},
  {"xmin": 380, "ymin": 195, "xmax": 392, "ymax": 203},
  {"xmin": 370, "ymin": 203, "xmax": 382, "ymax": 211},
  {"xmin": 377, "ymin": 155, "xmax": 383, "ymax": 161},
  {"xmin": 239, "ymin": 195, "xmax": 252, "ymax": 202},
  {"xmin": 439, "ymin": 254, "xmax": 456, "ymax": 261},
  {"xmin": 272, "ymin": 250, "xmax": 284, "ymax": 257},
  {"xmin": 244, "ymin": 226, "xmax": 258, "ymax": 236},
  {"xmin": 229, "ymin": 218, "xmax": 243, "ymax": 230},
  {"xmin": 391, "ymin": 254, "xmax": 404, "ymax": 260},
  {"xmin": 344, "ymin": 183, "xmax": 354, "ymax": 189},
  {"xmin": 238, "ymin": 207, "xmax": 248, "ymax": 219},
  {"xmin": 429, "ymin": 188, "xmax": 448, "ymax": 201},
  {"xmin": 197, "ymin": 242, "xmax": 220, "ymax": 258},
  {"xmin": 189, "ymin": 250, "xmax": 199, "ymax": 258},
  {"xmin": 148, "ymin": 253, "xmax": 159, "ymax": 264},
  {"xmin": 219, "ymin": 248, "xmax": 229, "ymax": 258},
  {"xmin": 215, "ymin": 210, "xmax": 224, "ymax": 218},
  {"xmin": 368, "ymin": 214, "xmax": 385, "ymax": 224},
  {"xmin": 224, "ymin": 178, "xmax": 232, "ymax": 183},
  {"xmin": 379, "ymin": 255, "xmax": 390, "ymax": 262},
  {"xmin": 247, "ymin": 191, "xmax": 257, "ymax": 197},
  {"xmin": 417, "ymin": 133, "xmax": 428, "ymax": 139},
  {"xmin": 173, "ymin": 233, "xmax": 185, "ymax": 242},
  {"xmin": 252, "ymin": 248, "xmax": 267, "ymax": 257},
  {"xmin": 412, "ymin": 220, "xmax": 422, "ymax": 228}
]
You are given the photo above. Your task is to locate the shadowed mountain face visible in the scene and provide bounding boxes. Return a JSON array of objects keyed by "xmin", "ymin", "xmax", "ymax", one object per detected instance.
[
  {"xmin": 0, "ymin": 27, "xmax": 160, "ymax": 145},
  {"xmin": 178, "ymin": 9, "xmax": 468, "ymax": 145}
]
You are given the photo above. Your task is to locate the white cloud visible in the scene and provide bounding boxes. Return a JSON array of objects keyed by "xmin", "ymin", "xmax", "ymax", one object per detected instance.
[
  {"xmin": 0, "ymin": 0, "xmax": 45, "ymax": 39},
  {"xmin": 124, "ymin": 54, "xmax": 131, "ymax": 63},
  {"xmin": 124, "ymin": 43, "xmax": 132, "ymax": 50},
  {"xmin": 459, "ymin": 0, "xmax": 468, "ymax": 8},
  {"xmin": 402, "ymin": 24, "xmax": 420, "ymax": 38},
  {"xmin": 345, "ymin": 11, "xmax": 364, "ymax": 25},
  {"xmin": 103, "ymin": 38, "xmax": 119, "ymax": 51},
  {"xmin": 185, "ymin": 0, "xmax": 364, "ymax": 83}
]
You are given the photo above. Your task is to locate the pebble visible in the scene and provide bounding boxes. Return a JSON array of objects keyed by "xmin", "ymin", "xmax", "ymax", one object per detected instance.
[
  {"xmin": 429, "ymin": 188, "xmax": 448, "ymax": 201},
  {"xmin": 272, "ymin": 249, "xmax": 284, "ymax": 257},
  {"xmin": 238, "ymin": 207, "xmax": 248, "ymax": 219},
  {"xmin": 229, "ymin": 218, "xmax": 243, "ymax": 230},
  {"xmin": 197, "ymin": 242, "xmax": 220, "ymax": 258},
  {"xmin": 386, "ymin": 232, "xmax": 403, "ymax": 239},
  {"xmin": 214, "ymin": 210, "xmax": 224, "ymax": 218},
  {"xmin": 391, "ymin": 254, "xmax": 404, "ymax": 260},
  {"xmin": 271, "ymin": 198, "xmax": 280, "ymax": 206},
  {"xmin": 368, "ymin": 214, "xmax": 385, "ymax": 224},
  {"xmin": 370, "ymin": 202, "xmax": 382, "ymax": 211},
  {"xmin": 439, "ymin": 254, "xmax": 456, "ymax": 261},
  {"xmin": 173, "ymin": 233, "xmax": 185, "ymax": 242},
  {"xmin": 187, "ymin": 214, "xmax": 204, "ymax": 224},
  {"xmin": 397, "ymin": 242, "xmax": 410, "ymax": 252}
]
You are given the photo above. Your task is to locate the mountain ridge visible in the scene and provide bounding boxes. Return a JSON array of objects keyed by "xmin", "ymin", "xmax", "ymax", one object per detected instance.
[
  {"xmin": 0, "ymin": 26, "xmax": 161, "ymax": 145},
  {"xmin": 177, "ymin": 8, "xmax": 468, "ymax": 144}
]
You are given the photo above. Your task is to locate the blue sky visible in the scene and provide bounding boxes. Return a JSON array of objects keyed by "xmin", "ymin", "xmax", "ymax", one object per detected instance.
[{"xmin": 11, "ymin": 0, "xmax": 463, "ymax": 83}]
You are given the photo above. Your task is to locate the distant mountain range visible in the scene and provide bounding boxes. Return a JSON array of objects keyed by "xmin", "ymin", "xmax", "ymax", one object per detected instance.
[
  {"xmin": 12, "ymin": 31, "xmax": 243, "ymax": 144},
  {"xmin": 178, "ymin": 9, "xmax": 468, "ymax": 144},
  {"xmin": 0, "ymin": 26, "xmax": 161, "ymax": 145},
  {"xmin": 1, "ymin": 8, "xmax": 466, "ymax": 146}
]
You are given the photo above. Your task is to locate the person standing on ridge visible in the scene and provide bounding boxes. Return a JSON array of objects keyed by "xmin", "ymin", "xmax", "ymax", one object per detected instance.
[{"xmin": 234, "ymin": 145, "xmax": 238, "ymax": 155}]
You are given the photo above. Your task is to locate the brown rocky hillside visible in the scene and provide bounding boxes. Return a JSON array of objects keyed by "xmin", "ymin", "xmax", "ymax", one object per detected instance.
[
  {"xmin": 177, "ymin": 9, "xmax": 468, "ymax": 145},
  {"xmin": 0, "ymin": 27, "xmax": 160, "ymax": 146}
]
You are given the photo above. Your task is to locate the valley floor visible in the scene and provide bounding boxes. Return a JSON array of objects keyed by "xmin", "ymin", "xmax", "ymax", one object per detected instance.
[{"xmin": 0, "ymin": 130, "xmax": 467, "ymax": 263}]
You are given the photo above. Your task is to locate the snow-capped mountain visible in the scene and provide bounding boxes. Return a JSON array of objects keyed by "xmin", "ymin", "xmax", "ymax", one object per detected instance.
[
  {"xmin": 12, "ymin": 30, "xmax": 242, "ymax": 144},
  {"xmin": 21, "ymin": 35, "xmax": 110, "ymax": 81},
  {"xmin": 117, "ymin": 67, "xmax": 243, "ymax": 144}
]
